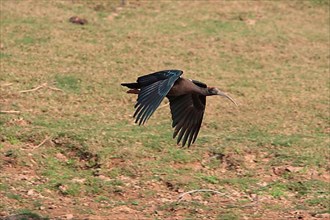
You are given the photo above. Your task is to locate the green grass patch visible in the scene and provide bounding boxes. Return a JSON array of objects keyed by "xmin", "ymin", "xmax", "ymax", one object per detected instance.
[
  {"xmin": 0, "ymin": 52, "xmax": 11, "ymax": 59},
  {"xmin": 218, "ymin": 212, "xmax": 240, "ymax": 220},
  {"xmin": 14, "ymin": 210, "xmax": 49, "ymax": 220},
  {"xmin": 269, "ymin": 183, "xmax": 287, "ymax": 199},
  {"xmin": 219, "ymin": 177, "xmax": 258, "ymax": 191},
  {"xmin": 6, "ymin": 193, "xmax": 22, "ymax": 201},
  {"xmin": 163, "ymin": 147, "xmax": 196, "ymax": 163},
  {"xmin": 201, "ymin": 175, "xmax": 220, "ymax": 184},
  {"xmin": 309, "ymin": 0, "xmax": 330, "ymax": 6},
  {"xmin": 0, "ymin": 183, "xmax": 9, "ymax": 191},
  {"xmin": 55, "ymin": 75, "xmax": 81, "ymax": 92},
  {"xmin": 306, "ymin": 197, "xmax": 329, "ymax": 209}
]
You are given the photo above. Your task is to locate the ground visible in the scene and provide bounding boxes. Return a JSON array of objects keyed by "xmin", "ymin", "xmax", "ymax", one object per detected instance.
[{"xmin": 0, "ymin": 0, "xmax": 329, "ymax": 219}]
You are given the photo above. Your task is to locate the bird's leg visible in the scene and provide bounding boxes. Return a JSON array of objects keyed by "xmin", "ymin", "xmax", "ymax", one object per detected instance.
[{"xmin": 126, "ymin": 89, "xmax": 140, "ymax": 94}]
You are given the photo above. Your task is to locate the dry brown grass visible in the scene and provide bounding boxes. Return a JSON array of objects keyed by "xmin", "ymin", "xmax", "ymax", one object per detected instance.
[{"xmin": 1, "ymin": 0, "xmax": 329, "ymax": 219}]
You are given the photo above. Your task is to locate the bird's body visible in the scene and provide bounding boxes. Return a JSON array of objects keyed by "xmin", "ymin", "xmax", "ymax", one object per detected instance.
[
  {"xmin": 121, "ymin": 69, "xmax": 236, "ymax": 147},
  {"xmin": 168, "ymin": 78, "xmax": 203, "ymax": 96}
]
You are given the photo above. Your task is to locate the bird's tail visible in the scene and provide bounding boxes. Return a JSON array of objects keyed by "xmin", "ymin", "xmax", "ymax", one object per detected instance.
[
  {"xmin": 121, "ymin": 82, "xmax": 139, "ymax": 89},
  {"xmin": 121, "ymin": 82, "xmax": 140, "ymax": 94}
]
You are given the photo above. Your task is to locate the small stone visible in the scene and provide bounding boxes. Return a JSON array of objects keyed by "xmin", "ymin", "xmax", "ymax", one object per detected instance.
[
  {"xmin": 18, "ymin": 175, "xmax": 28, "ymax": 180},
  {"xmin": 48, "ymin": 204, "xmax": 57, "ymax": 209},
  {"xmin": 111, "ymin": 205, "xmax": 137, "ymax": 214},
  {"xmin": 315, "ymin": 213, "xmax": 330, "ymax": 218},
  {"xmin": 39, "ymin": 206, "xmax": 45, "ymax": 210},
  {"xmin": 285, "ymin": 166, "xmax": 302, "ymax": 173},
  {"xmin": 58, "ymin": 184, "xmax": 68, "ymax": 194},
  {"xmin": 196, "ymin": 208, "xmax": 204, "ymax": 214},
  {"xmin": 155, "ymin": 210, "xmax": 164, "ymax": 216},
  {"xmin": 259, "ymin": 182, "xmax": 268, "ymax": 187},
  {"xmin": 55, "ymin": 153, "xmax": 67, "ymax": 162},
  {"xmin": 98, "ymin": 175, "xmax": 110, "ymax": 181},
  {"xmin": 65, "ymin": 214, "xmax": 74, "ymax": 220},
  {"xmin": 71, "ymin": 178, "xmax": 86, "ymax": 183},
  {"xmin": 160, "ymin": 197, "xmax": 172, "ymax": 203},
  {"xmin": 27, "ymin": 189, "xmax": 34, "ymax": 196}
]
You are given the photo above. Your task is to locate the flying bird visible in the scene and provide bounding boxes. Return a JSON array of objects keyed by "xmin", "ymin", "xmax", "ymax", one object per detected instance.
[{"xmin": 121, "ymin": 70, "xmax": 237, "ymax": 147}]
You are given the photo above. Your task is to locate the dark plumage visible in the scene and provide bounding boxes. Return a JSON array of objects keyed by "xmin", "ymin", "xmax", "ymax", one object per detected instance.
[{"xmin": 121, "ymin": 69, "xmax": 237, "ymax": 147}]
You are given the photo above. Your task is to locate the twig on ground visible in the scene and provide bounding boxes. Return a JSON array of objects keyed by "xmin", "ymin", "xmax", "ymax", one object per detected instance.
[
  {"xmin": 0, "ymin": 110, "xmax": 20, "ymax": 114},
  {"xmin": 1, "ymin": 83, "xmax": 13, "ymax": 87},
  {"xmin": 19, "ymin": 83, "xmax": 63, "ymax": 93},
  {"xmin": 48, "ymin": 86, "xmax": 63, "ymax": 92},
  {"xmin": 19, "ymin": 83, "xmax": 47, "ymax": 93},
  {"xmin": 177, "ymin": 189, "xmax": 229, "ymax": 202},
  {"xmin": 33, "ymin": 137, "xmax": 51, "ymax": 149}
]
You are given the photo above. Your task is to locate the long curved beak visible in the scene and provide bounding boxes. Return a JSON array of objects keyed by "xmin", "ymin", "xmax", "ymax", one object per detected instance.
[{"xmin": 217, "ymin": 91, "xmax": 238, "ymax": 106}]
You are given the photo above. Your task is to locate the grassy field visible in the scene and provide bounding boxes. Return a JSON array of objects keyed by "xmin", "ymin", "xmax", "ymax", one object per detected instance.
[{"xmin": 0, "ymin": 0, "xmax": 329, "ymax": 219}]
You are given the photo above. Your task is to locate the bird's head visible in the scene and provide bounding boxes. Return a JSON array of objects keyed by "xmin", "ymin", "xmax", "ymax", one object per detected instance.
[{"xmin": 207, "ymin": 87, "xmax": 238, "ymax": 106}]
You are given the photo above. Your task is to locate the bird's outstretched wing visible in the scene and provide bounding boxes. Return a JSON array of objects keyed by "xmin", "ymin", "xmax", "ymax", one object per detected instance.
[
  {"xmin": 167, "ymin": 92, "xmax": 206, "ymax": 147},
  {"xmin": 134, "ymin": 70, "xmax": 183, "ymax": 125}
]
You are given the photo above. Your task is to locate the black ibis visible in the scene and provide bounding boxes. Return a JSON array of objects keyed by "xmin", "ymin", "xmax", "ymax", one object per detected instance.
[{"xmin": 121, "ymin": 70, "xmax": 237, "ymax": 147}]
